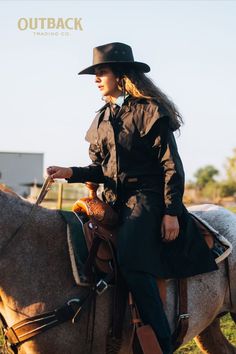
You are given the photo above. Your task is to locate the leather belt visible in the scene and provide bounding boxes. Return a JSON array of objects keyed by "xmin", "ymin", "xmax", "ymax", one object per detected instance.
[{"xmin": 123, "ymin": 176, "xmax": 161, "ymax": 190}]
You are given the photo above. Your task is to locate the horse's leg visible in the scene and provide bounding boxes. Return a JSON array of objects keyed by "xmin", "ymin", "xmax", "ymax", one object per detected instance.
[{"xmin": 194, "ymin": 316, "xmax": 236, "ymax": 354}]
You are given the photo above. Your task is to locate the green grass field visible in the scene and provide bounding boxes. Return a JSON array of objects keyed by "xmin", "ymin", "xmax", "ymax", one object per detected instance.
[
  {"xmin": 175, "ymin": 313, "xmax": 236, "ymax": 353},
  {"xmin": 228, "ymin": 206, "xmax": 236, "ymax": 214}
]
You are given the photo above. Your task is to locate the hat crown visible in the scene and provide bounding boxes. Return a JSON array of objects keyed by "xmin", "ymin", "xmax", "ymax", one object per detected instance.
[
  {"xmin": 78, "ymin": 41, "xmax": 150, "ymax": 75},
  {"xmin": 93, "ymin": 42, "xmax": 134, "ymax": 65}
]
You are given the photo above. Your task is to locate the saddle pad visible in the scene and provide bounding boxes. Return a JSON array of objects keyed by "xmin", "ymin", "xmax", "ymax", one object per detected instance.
[
  {"xmin": 189, "ymin": 212, "xmax": 232, "ymax": 264},
  {"xmin": 60, "ymin": 210, "xmax": 90, "ymax": 286}
]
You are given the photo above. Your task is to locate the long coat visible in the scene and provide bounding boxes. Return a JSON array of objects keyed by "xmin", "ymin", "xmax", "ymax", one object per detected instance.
[{"xmin": 68, "ymin": 96, "xmax": 218, "ymax": 278}]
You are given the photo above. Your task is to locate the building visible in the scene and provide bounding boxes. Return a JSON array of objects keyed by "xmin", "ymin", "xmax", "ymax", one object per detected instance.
[{"xmin": 0, "ymin": 151, "xmax": 44, "ymax": 196}]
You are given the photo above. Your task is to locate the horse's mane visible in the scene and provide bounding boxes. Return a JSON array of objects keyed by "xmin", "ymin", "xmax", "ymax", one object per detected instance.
[
  {"xmin": 0, "ymin": 184, "xmax": 21, "ymax": 198},
  {"xmin": 0, "ymin": 188, "xmax": 66, "ymax": 239},
  {"xmin": 0, "ymin": 188, "xmax": 36, "ymax": 217}
]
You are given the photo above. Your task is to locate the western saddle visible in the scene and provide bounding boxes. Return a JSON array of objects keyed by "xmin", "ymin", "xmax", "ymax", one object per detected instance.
[
  {"xmin": 71, "ymin": 182, "xmax": 228, "ymax": 354},
  {"xmin": 71, "ymin": 182, "xmax": 190, "ymax": 354}
]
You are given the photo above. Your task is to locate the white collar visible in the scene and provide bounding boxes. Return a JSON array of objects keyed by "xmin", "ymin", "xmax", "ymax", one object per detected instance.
[{"xmin": 114, "ymin": 93, "xmax": 129, "ymax": 107}]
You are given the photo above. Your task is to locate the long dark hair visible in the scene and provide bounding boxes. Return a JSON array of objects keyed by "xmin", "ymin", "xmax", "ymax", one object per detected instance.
[{"xmin": 109, "ymin": 63, "xmax": 183, "ymax": 131}]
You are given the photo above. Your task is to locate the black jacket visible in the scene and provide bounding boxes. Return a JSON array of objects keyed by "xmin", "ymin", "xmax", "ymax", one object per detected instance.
[
  {"xmin": 69, "ymin": 96, "xmax": 184, "ymax": 216},
  {"xmin": 67, "ymin": 96, "xmax": 218, "ymax": 278}
]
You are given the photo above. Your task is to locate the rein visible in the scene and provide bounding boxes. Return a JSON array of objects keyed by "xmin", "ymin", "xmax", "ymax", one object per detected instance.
[{"xmin": 35, "ymin": 176, "xmax": 54, "ymax": 206}]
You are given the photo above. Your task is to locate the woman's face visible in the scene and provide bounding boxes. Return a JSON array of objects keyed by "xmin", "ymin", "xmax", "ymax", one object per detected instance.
[{"xmin": 95, "ymin": 65, "xmax": 122, "ymax": 98}]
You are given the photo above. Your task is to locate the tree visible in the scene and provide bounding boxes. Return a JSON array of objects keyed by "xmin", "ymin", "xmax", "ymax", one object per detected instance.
[
  {"xmin": 219, "ymin": 148, "xmax": 236, "ymax": 197},
  {"xmin": 194, "ymin": 165, "xmax": 219, "ymax": 190},
  {"xmin": 225, "ymin": 148, "xmax": 236, "ymax": 182},
  {"xmin": 219, "ymin": 181, "xmax": 236, "ymax": 198}
]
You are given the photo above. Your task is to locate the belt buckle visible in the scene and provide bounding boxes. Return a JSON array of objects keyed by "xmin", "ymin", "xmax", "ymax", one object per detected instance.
[
  {"xmin": 96, "ymin": 279, "xmax": 108, "ymax": 295},
  {"xmin": 179, "ymin": 313, "xmax": 190, "ymax": 320},
  {"xmin": 127, "ymin": 177, "xmax": 138, "ymax": 183}
]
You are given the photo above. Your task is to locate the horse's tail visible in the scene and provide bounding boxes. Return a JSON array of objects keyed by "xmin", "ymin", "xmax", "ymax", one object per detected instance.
[{"xmin": 230, "ymin": 312, "xmax": 236, "ymax": 324}]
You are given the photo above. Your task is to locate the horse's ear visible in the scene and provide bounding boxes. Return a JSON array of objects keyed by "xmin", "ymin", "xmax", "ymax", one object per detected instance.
[{"xmin": 0, "ymin": 184, "xmax": 20, "ymax": 198}]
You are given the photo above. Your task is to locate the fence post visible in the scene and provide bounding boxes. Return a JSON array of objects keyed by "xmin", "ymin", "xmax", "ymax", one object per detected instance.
[{"xmin": 57, "ymin": 183, "xmax": 63, "ymax": 209}]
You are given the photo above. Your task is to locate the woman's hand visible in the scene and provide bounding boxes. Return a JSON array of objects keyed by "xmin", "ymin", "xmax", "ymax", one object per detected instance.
[
  {"xmin": 47, "ymin": 166, "xmax": 73, "ymax": 180},
  {"xmin": 161, "ymin": 214, "xmax": 180, "ymax": 242}
]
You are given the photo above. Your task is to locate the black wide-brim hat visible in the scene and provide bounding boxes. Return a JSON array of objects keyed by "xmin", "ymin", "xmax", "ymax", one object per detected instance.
[{"xmin": 78, "ymin": 42, "xmax": 150, "ymax": 75}]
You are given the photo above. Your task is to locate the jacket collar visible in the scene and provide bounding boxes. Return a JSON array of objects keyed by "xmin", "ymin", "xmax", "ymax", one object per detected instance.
[
  {"xmin": 114, "ymin": 93, "xmax": 129, "ymax": 107},
  {"xmin": 96, "ymin": 94, "xmax": 130, "ymax": 112}
]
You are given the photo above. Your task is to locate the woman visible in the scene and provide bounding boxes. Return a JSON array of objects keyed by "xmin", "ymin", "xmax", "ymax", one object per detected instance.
[{"xmin": 47, "ymin": 42, "xmax": 218, "ymax": 354}]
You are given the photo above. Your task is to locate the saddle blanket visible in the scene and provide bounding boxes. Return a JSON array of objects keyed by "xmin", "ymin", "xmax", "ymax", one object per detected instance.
[
  {"xmin": 189, "ymin": 212, "xmax": 232, "ymax": 264},
  {"xmin": 60, "ymin": 210, "xmax": 233, "ymax": 287},
  {"xmin": 60, "ymin": 210, "xmax": 91, "ymax": 286}
]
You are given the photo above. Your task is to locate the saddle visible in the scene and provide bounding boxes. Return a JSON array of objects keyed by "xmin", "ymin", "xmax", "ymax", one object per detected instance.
[
  {"xmin": 72, "ymin": 182, "xmax": 119, "ymax": 275},
  {"xmin": 69, "ymin": 183, "xmax": 231, "ymax": 354}
]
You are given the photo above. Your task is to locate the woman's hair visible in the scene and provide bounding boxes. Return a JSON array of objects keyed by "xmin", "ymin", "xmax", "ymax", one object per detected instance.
[{"xmin": 106, "ymin": 63, "xmax": 183, "ymax": 131}]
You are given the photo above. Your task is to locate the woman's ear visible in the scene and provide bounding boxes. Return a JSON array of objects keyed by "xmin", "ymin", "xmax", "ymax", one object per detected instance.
[{"xmin": 116, "ymin": 76, "xmax": 124, "ymax": 86}]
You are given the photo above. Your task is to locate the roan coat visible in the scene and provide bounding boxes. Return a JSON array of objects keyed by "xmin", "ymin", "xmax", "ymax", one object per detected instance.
[{"xmin": 68, "ymin": 96, "xmax": 218, "ymax": 278}]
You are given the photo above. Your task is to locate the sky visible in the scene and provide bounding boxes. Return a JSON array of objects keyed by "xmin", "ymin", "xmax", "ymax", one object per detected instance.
[{"xmin": 0, "ymin": 0, "xmax": 236, "ymax": 182}]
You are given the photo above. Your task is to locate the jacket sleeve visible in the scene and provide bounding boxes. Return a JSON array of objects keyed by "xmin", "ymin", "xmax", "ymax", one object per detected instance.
[
  {"xmin": 66, "ymin": 115, "xmax": 105, "ymax": 184},
  {"xmin": 157, "ymin": 117, "xmax": 185, "ymax": 217},
  {"xmin": 66, "ymin": 144, "xmax": 105, "ymax": 184}
]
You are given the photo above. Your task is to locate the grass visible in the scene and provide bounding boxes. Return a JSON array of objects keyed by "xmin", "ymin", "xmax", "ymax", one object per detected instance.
[
  {"xmin": 228, "ymin": 206, "xmax": 236, "ymax": 214},
  {"xmin": 175, "ymin": 313, "xmax": 236, "ymax": 353}
]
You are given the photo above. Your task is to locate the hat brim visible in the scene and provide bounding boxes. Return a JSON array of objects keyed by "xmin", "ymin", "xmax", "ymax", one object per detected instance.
[{"xmin": 78, "ymin": 61, "xmax": 150, "ymax": 75}]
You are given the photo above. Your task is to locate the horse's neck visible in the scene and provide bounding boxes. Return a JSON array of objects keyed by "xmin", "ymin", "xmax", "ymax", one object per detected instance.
[
  {"xmin": 0, "ymin": 192, "xmax": 32, "ymax": 251},
  {"xmin": 0, "ymin": 192, "xmax": 77, "ymax": 321}
]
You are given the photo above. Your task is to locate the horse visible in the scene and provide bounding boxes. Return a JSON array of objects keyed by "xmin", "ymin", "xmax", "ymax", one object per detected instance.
[{"xmin": 0, "ymin": 188, "xmax": 235, "ymax": 354}]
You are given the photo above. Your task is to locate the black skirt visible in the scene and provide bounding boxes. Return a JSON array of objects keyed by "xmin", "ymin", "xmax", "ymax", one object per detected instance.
[{"xmin": 116, "ymin": 189, "xmax": 218, "ymax": 278}]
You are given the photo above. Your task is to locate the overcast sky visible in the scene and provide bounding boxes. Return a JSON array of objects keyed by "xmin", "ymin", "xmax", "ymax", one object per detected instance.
[{"xmin": 1, "ymin": 0, "xmax": 236, "ymax": 182}]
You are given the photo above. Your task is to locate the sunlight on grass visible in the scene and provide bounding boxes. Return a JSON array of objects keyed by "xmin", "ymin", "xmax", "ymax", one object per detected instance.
[
  {"xmin": 228, "ymin": 206, "xmax": 236, "ymax": 214},
  {"xmin": 175, "ymin": 313, "xmax": 236, "ymax": 353}
]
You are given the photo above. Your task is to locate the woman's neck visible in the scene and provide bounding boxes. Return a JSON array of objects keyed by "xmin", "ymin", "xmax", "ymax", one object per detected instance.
[{"xmin": 105, "ymin": 91, "xmax": 126, "ymax": 104}]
